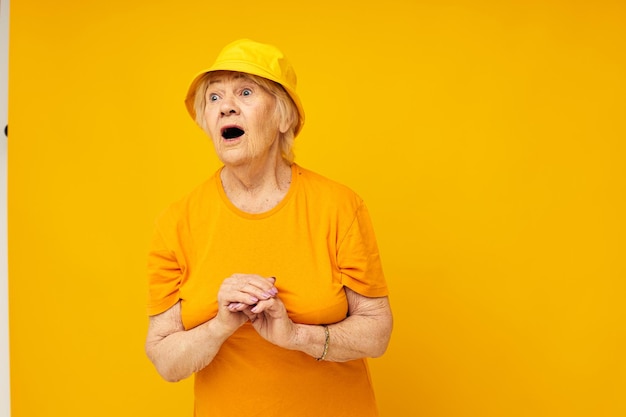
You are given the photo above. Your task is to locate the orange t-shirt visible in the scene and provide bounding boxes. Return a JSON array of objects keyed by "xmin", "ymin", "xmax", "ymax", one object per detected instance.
[{"xmin": 147, "ymin": 163, "xmax": 388, "ymax": 417}]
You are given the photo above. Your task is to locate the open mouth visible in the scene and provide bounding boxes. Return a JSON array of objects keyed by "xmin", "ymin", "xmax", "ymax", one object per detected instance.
[{"xmin": 221, "ymin": 127, "xmax": 245, "ymax": 140}]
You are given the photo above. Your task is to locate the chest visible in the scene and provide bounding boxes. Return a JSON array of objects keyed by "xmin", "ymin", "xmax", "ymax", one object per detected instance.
[{"xmin": 177, "ymin": 208, "xmax": 349, "ymax": 328}]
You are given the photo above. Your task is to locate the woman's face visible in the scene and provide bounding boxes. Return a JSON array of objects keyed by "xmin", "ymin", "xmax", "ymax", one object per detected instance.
[{"xmin": 202, "ymin": 73, "xmax": 286, "ymax": 168}]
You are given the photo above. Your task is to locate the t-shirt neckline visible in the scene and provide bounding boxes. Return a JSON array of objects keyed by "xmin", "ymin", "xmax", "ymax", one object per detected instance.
[{"xmin": 215, "ymin": 163, "xmax": 299, "ymax": 219}]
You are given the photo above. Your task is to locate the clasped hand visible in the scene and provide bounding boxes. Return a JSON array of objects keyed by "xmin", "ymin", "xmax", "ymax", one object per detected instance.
[{"xmin": 217, "ymin": 273, "xmax": 296, "ymax": 349}]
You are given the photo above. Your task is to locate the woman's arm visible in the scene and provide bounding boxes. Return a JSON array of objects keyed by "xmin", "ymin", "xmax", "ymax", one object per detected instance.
[
  {"xmin": 145, "ymin": 301, "xmax": 235, "ymax": 382},
  {"xmin": 294, "ymin": 288, "xmax": 393, "ymax": 361},
  {"xmin": 249, "ymin": 287, "xmax": 393, "ymax": 362},
  {"xmin": 145, "ymin": 274, "xmax": 278, "ymax": 382}
]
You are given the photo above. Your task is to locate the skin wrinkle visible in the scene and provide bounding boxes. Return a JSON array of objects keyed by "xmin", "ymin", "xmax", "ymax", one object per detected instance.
[{"xmin": 315, "ymin": 288, "xmax": 392, "ymax": 361}]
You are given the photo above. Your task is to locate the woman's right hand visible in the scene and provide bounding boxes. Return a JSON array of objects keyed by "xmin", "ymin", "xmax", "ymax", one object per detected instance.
[{"xmin": 215, "ymin": 273, "xmax": 278, "ymax": 332}]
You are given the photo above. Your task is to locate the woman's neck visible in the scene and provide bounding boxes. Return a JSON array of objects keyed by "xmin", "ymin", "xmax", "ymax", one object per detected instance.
[{"xmin": 220, "ymin": 159, "xmax": 293, "ymax": 213}]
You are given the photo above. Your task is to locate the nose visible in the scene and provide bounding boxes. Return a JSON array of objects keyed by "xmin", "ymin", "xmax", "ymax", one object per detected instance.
[{"xmin": 220, "ymin": 95, "xmax": 239, "ymax": 116}]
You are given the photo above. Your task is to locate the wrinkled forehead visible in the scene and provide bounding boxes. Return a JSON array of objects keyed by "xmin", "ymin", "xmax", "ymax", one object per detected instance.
[{"xmin": 205, "ymin": 70, "xmax": 262, "ymax": 86}]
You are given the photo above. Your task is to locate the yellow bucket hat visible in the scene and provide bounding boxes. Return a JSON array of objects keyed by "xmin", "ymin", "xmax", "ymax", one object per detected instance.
[{"xmin": 184, "ymin": 39, "xmax": 305, "ymax": 136}]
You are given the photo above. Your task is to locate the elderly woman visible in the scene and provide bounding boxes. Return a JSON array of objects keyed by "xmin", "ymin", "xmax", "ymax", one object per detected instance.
[{"xmin": 145, "ymin": 39, "xmax": 393, "ymax": 417}]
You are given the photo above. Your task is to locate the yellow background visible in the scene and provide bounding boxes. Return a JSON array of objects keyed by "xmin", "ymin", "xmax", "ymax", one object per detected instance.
[{"xmin": 8, "ymin": 0, "xmax": 626, "ymax": 416}]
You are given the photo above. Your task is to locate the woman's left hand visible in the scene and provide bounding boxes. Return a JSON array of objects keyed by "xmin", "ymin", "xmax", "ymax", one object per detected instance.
[{"xmin": 244, "ymin": 296, "xmax": 297, "ymax": 349}]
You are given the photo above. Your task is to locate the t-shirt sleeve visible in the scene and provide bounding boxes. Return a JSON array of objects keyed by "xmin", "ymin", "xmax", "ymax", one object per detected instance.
[
  {"xmin": 337, "ymin": 201, "xmax": 389, "ymax": 298},
  {"xmin": 146, "ymin": 222, "xmax": 183, "ymax": 316}
]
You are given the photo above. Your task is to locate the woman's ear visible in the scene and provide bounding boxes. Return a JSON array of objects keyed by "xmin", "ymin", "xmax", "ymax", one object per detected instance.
[{"xmin": 279, "ymin": 114, "xmax": 293, "ymax": 134}]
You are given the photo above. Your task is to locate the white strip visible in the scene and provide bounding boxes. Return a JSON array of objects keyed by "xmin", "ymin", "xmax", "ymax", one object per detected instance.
[{"xmin": 0, "ymin": 0, "xmax": 9, "ymax": 416}]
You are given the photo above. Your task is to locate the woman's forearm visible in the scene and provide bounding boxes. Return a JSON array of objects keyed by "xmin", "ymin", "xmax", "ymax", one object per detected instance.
[
  {"xmin": 146, "ymin": 315, "xmax": 233, "ymax": 382},
  {"xmin": 290, "ymin": 307, "xmax": 393, "ymax": 362}
]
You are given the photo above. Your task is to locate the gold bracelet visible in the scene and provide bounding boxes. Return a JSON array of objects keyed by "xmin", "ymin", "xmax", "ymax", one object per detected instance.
[{"xmin": 316, "ymin": 325, "xmax": 330, "ymax": 361}]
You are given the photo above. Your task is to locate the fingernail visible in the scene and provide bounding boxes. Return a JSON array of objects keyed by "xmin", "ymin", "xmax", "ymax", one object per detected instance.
[
  {"xmin": 269, "ymin": 276, "xmax": 276, "ymax": 283},
  {"xmin": 251, "ymin": 305, "xmax": 259, "ymax": 313}
]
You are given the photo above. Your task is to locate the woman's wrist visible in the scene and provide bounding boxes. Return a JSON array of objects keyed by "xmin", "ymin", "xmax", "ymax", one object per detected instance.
[
  {"xmin": 204, "ymin": 314, "xmax": 241, "ymax": 344},
  {"xmin": 316, "ymin": 325, "xmax": 330, "ymax": 361},
  {"xmin": 288, "ymin": 323, "xmax": 331, "ymax": 361}
]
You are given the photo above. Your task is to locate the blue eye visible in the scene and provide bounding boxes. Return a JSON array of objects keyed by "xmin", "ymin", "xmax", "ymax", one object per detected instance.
[
  {"xmin": 209, "ymin": 94, "xmax": 219, "ymax": 102},
  {"xmin": 242, "ymin": 88, "xmax": 252, "ymax": 96}
]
